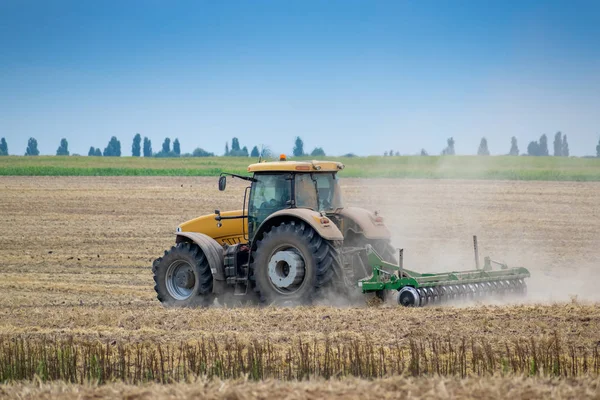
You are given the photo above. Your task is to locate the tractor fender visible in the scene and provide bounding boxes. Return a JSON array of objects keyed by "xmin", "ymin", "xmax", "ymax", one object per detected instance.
[
  {"xmin": 254, "ymin": 208, "xmax": 344, "ymax": 243},
  {"xmin": 336, "ymin": 207, "xmax": 391, "ymax": 240},
  {"xmin": 175, "ymin": 232, "xmax": 225, "ymax": 281}
]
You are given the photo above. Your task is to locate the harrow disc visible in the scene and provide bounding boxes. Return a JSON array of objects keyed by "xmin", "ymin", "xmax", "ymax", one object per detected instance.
[
  {"xmin": 397, "ymin": 278, "xmax": 527, "ymax": 307},
  {"xmin": 397, "ymin": 286, "xmax": 420, "ymax": 307}
]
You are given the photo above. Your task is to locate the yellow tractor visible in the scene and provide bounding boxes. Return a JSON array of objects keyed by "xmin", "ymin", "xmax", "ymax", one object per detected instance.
[
  {"xmin": 152, "ymin": 158, "xmax": 396, "ymax": 307},
  {"xmin": 152, "ymin": 158, "xmax": 530, "ymax": 307}
]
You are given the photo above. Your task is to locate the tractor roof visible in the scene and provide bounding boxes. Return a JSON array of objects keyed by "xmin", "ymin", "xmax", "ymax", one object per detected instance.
[{"xmin": 247, "ymin": 160, "xmax": 345, "ymax": 173}]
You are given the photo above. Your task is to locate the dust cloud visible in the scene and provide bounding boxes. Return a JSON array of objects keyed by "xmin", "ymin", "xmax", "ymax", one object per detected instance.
[{"xmin": 341, "ymin": 156, "xmax": 600, "ymax": 305}]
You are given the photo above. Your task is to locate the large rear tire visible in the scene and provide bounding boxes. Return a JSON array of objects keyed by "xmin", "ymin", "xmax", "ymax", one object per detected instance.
[
  {"xmin": 251, "ymin": 221, "xmax": 342, "ymax": 306},
  {"xmin": 153, "ymin": 242, "xmax": 214, "ymax": 307}
]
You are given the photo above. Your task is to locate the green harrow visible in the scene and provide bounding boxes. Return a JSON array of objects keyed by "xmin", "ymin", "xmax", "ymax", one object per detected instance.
[{"xmin": 358, "ymin": 236, "xmax": 531, "ymax": 307}]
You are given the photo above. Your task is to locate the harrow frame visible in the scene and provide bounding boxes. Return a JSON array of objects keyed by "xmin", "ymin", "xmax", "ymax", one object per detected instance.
[{"xmin": 358, "ymin": 236, "xmax": 531, "ymax": 306}]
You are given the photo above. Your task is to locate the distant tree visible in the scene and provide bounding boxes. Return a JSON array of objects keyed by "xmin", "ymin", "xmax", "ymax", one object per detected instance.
[
  {"xmin": 56, "ymin": 138, "xmax": 69, "ymax": 156},
  {"xmin": 132, "ymin": 133, "xmax": 141, "ymax": 157},
  {"xmin": 103, "ymin": 136, "xmax": 121, "ymax": 157},
  {"xmin": 420, "ymin": 149, "xmax": 428, "ymax": 156},
  {"xmin": 250, "ymin": 146, "xmax": 260, "ymax": 158},
  {"xmin": 384, "ymin": 151, "xmax": 389, "ymax": 157},
  {"xmin": 477, "ymin": 137, "xmax": 490, "ymax": 156},
  {"xmin": 260, "ymin": 146, "xmax": 273, "ymax": 159},
  {"xmin": 553, "ymin": 132, "xmax": 563, "ymax": 156},
  {"xmin": 509, "ymin": 136, "xmax": 519, "ymax": 156},
  {"xmin": 527, "ymin": 141, "xmax": 540, "ymax": 156},
  {"xmin": 173, "ymin": 138, "xmax": 181, "ymax": 156},
  {"xmin": 25, "ymin": 137, "xmax": 40, "ymax": 156},
  {"xmin": 395, "ymin": 151, "xmax": 400, "ymax": 156},
  {"xmin": 231, "ymin": 138, "xmax": 241, "ymax": 152},
  {"xmin": 561, "ymin": 134, "xmax": 569, "ymax": 157},
  {"xmin": 442, "ymin": 137, "xmax": 455, "ymax": 155},
  {"xmin": 88, "ymin": 147, "xmax": 102, "ymax": 156},
  {"xmin": 192, "ymin": 147, "xmax": 215, "ymax": 157},
  {"xmin": 161, "ymin": 138, "xmax": 171, "ymax": 154},
  {"xmin": 226, "ymin": 138, "xmax": 249, "ymax": 156},
  {"xmin": 310, "ymin": 147, "xmax": 326, "ymax": 157},
  {"xmin": 224, "ymin": 142, "xmax": 229, "ymax": 156},
  {"xmin": 389, "ymin": 149, "xmax": 394, "ymax": 157},
  {"xmin": 143, "ymin": 137, "xmax": 152, "ymax": 157},
  {"xmin": 0, "ymin": 137, "xmax": 7, "ymax": 156},
  {"xmin": 342, "ymin": 153, "xmax": 357, "ymax": 157},
  {"xmin": 293, "ymin": 137, "xmax": 305, "ymax": 157},
  {"xmin": 597, "ymin": 137, "xmax": 600, "ymax": 157},
  {"xmin": 539, "ymin": 134, "xmax": 549, "ymax": 156}
]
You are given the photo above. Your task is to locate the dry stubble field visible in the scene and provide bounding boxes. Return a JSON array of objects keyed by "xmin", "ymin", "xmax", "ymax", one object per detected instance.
[{"xmin": 1, "ymin": 176, "xmax": 600, "ymax": 398}]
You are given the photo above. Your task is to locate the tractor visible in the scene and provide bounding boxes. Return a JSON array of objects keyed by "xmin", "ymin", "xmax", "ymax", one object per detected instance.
[{"xmin": 152, "ymin": 158, "xmax": 530, "ymax": 307}]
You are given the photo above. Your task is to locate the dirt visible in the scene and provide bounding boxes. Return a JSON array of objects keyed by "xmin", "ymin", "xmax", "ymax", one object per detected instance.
[
  {"xmin": 2, "ymin": 377, "xmax": 600, "ymax": 400},
  {"xmin": 1, "ymin": 176, "xmax": 599, "ymax": 396}
]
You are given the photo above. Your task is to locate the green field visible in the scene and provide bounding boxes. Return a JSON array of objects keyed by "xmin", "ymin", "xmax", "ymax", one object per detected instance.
[{"xmin": 0, "ymin": 155, "xmax": 599, "ymax": 181}]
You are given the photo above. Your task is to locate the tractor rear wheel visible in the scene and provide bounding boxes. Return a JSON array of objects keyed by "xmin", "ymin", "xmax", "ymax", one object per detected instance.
[
  {"xmin": 252, "ymin": 221, "xmax": 342, "ymax": 305},
  {"xmin": 153, "ymin": 242, "xmax": 214, "ymax": 307}
]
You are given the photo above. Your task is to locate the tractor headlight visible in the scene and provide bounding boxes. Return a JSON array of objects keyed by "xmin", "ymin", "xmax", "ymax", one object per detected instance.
[{"xmin": 176, "ymin": 226, "xmax": 181, "ymax": 232}]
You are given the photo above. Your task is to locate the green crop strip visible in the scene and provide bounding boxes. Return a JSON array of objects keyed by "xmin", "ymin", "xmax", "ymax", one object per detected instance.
[{"xmin": 0, "ymin": 156, "xmax": 599, "ymax": 181}]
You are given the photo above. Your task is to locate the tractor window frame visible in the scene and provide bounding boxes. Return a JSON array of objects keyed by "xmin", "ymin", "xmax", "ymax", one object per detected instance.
[
  {"xmin": 247, "ymin": 172, "xmax": 293, "ymax": 238},
  {"xmin": 293, "ymin": 172, "xmax": 343, "ymax": 212},
  {"xmin": 293, "ymin": 173, "xmax": 319, "ymax": 210}
]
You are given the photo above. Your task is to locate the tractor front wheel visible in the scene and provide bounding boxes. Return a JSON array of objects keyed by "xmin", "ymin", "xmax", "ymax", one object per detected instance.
[{"xmin": 153, "ymin": 242, "xmax": 214, "ymax": 307}]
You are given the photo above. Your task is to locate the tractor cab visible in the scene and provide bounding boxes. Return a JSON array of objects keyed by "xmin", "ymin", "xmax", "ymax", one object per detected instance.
[{"xmin": 218, "ymin": 159, "xmax": 345, "ymax": 242}]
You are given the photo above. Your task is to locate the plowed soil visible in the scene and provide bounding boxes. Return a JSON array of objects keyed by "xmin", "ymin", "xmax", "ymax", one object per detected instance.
[
  {"xmin": 2, "ymin": 377, "xmax": 600, "ymax": 400},
  {"xmin": 1, "ymin": 176, "xmax": 599, "ymax": 397}
]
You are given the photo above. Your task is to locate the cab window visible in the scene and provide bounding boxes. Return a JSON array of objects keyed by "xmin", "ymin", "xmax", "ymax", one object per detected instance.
[
  {"xmin": 248, "ymin": 174, "xmax": 292, "ymax": 232},
  {"xmin": 314, "ymin": 173, "xmax": 343, "ymax": 211},
  {"xmin": 295, "ymin": 172, "xmax": 342, "ymax": 212},
  {"xmin": 295, "ymin": 174, "xmax": 318, "ymax": 210}
]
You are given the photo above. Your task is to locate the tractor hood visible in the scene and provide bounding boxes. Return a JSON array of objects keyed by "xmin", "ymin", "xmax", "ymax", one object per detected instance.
[{"xmin": 178, "ymin": 210, "xmax": 248, "ymax": 246}]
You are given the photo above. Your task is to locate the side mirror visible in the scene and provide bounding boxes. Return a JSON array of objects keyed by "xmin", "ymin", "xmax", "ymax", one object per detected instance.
[{"xmin": 218, "ymin": 176, "xmax": 226, "ymax": 191}]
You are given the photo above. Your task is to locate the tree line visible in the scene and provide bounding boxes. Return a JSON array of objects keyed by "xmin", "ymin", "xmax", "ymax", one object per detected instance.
[
  {"xmin": 1, "ymin": 133, "xmax": 599, "ymax": 157},
  {"xmin": 0, "ymin": 135, "xmax": 330, "ymax": 158},
  {"xmin": 0, "ymin": 135, "xmax": 215, "ymax": 158},
  {"xmin": 383, "ymin": 133, "xmax": 582, "ymax": 157},
  {"xmin": 223, "ymin": 136, "xmax": 326, "ymax": 158}
]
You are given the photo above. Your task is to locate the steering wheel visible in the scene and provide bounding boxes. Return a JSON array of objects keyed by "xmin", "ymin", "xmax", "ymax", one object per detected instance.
[
  {"xmin": 320, "ymin": 198, "xmax": 332, "ymax": 210},
  {"xmin": 256, "ymin": 200, "xmax": 274, "ymax": 222}
]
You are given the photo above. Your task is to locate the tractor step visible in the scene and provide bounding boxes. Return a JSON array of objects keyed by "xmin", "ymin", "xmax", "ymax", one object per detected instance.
[{"xmin": 234, "ymin": 263, "xmax": 250, "ymax": 295}]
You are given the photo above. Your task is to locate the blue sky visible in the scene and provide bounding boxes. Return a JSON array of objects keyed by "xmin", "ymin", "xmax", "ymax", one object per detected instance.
[{"xmin": 1, "ymin": 0, "xmax": 599, "ymax": 156}]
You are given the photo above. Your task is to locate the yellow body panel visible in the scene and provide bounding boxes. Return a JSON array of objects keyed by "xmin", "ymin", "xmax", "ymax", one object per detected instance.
[
  {"xmin": 247, "ymin": 160, "xmax": 344, "ymax": 173},
  {"xmin": 178, "ymin": 210, "xmax": 248, "ymax": 246}
]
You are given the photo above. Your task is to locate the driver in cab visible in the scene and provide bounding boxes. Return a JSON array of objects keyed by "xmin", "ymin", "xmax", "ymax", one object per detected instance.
[{"xmin": 255, "ymin": 176, "xmax": 291, "ymax": 220}]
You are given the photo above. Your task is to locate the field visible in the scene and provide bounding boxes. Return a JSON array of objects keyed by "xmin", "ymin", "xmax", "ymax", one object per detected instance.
[
  {"xmin": 1, "ymin": 155, "xmax": 600, "ymax": 180},
  {"xmin": 1, "ymin": 176, "xmax": 600, "ymax": 398},
  {"xmin": 2, "ymin": 377, "xmax": 599, "ymax": 399}
]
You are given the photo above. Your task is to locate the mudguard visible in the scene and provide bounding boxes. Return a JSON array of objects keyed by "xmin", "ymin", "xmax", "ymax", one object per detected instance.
[
  {"xmin": 255, "ymin": 208, "xmax": 344, "ymax": 242},
  {"xmin": 336, "ymin": 207, "xmax": 391, "ymax": 240},
  {"xmin": 175, "ymin": 232, "xmax": 225, "ymax": 281}
]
